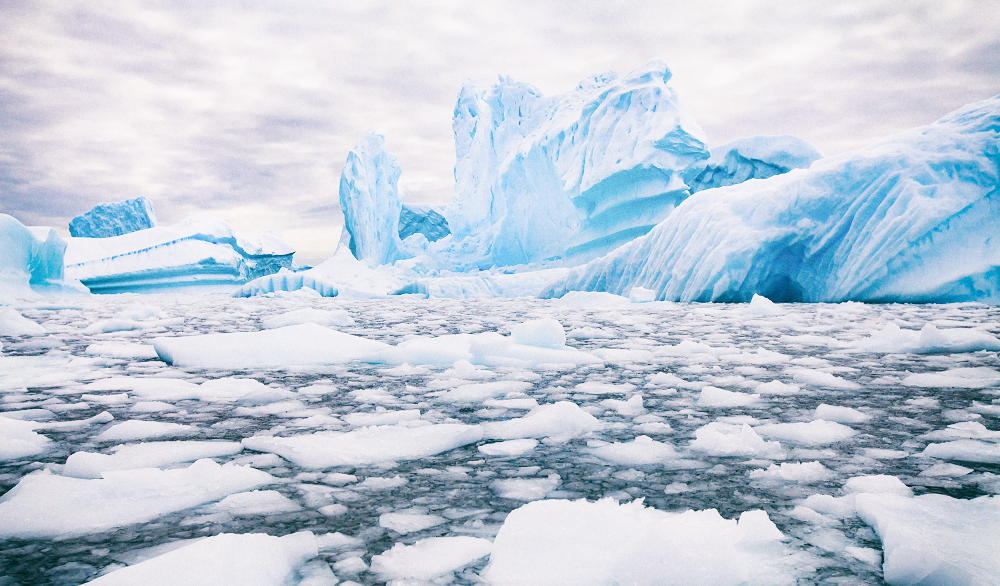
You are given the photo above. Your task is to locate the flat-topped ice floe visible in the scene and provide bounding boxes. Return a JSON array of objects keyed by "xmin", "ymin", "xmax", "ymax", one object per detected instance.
[
  {"xmin": 63, "ymin": 441, "xmax": 243, "ymax": 478},
  {"xmin": 483, "ymin": 498, "xmax": 810, "ymax": 586},
  {"xmin": 242, "ymin": 423, "xmax": 483, "ymax": 469}
]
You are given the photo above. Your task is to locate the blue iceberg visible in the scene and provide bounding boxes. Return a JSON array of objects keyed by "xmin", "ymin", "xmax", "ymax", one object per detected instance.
[
  {"xmin": 339, "ymin": 131, "xmax": 405, "ymax": 267},
  {"xmin": 399, "ymin": 205, "xmax": 450, "ymax": 243},
  {"xmin": 542, "ymin": 95, "xmax": 1000, "ymax": 304},
  {"xmin": 690, "ymin": 135, "xmax": 823, "ymax": 193},
  {"xmin": 68, "ymin": 196, "xmax": 158, "ymax": 238},
  {"xmin": 1, "ymin": 214, "xmax": 87, "ymax": 299}
]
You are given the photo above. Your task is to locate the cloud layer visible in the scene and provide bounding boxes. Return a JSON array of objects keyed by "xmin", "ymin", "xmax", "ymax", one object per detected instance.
[{"xmin": 2, "ymin": 0, "xmax": 998, "ymax": 264}]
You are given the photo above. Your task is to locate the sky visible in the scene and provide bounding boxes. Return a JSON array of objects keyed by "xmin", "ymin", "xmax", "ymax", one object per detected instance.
[{"xmin": 1, "ymin": 1, "xmax": 998, "ymax": 265}]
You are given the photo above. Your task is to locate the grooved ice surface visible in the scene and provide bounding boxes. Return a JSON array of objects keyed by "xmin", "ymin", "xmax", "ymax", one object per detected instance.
[
  {"xmin": 339, "ymin": 130, "xmax": 405, "ymax": 267},
  {"xmin": 69, "ymin": 196, "xmax": 158, "ymax": 238},
  {"xmin": 690, "ymin": 135, "xmax": 823, "ymax": 193},
  {"xmin": 399, "ymin": 204, "xmax": 451, "ymax": 243},
  {"xmin": 2, "ymin": 295, "xmax": 999, "ymax": 586},
  {"xmin": 544, "ymin": 96, "xmax": 1000, "ymax": 303}
]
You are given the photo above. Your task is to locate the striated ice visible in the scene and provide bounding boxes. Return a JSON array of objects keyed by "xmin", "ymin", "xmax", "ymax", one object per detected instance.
[{"xmin": 1, "ymin": 214, "xmax": 84, "ymax": 298}]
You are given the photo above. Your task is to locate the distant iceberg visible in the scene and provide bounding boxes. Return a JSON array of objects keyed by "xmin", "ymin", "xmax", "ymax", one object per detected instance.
[
  {"xmin": 542, "ymin": 95, "xmax": 1000, "ymax": 303},
  {"xmin": 69, "ymin": 196, "xmax": 158, "ymax": 238},
  {"xmin": 690, "ymin": 135, "xmax": 823, "ymax": 192},
  {"xmin": 399, "ymin": 204, "xmax": 450, "ymax": 243},
  {"xmin": 0, "ymin": 214, "xmax": 87, "ymax": 300},
  {"xmin": 65, "ymin": 214, "xmax": 295, "ymax": 294}
]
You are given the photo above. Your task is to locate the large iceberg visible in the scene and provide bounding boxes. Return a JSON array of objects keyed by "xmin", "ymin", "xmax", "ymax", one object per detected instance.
[
  {"xmin": 0, "ymin": 213, "xmax": 87, "ymax": 299},
  {"xmin": 65, "ymin": 214, "xmax": 295, "ymax": 294},
  {"xmin": 543, "ymin": 95, "xmax": 1000, "ymax": 303},
  {"xmin": 68, "ymin": 196, "xmax": 158, "ymax": 238},
  {"xmin": 435, "ymin": 60, "xmax": 709, "ymax": 268},
  {"xmin": 690, "ymin": 135, "xmax": 823, "ymax": 192},
  {"xmin": 339, "ymin": 130, "xmax": 405, "ymax": 267}
]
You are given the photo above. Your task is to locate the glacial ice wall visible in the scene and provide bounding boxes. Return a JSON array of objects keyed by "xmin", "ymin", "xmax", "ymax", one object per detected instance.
[
  {"xmin": 690, "ymin": 135, "xmax": 823, "ymax": 192},
  {"xmin": 441, "ymin": 60, "xmax": 710, "ymax": 268},
  {"xmin": 65, "ymin": 214, "xmax": 295, "ymax": 294},
  {"xmin": 399, "ymin": 205, "xmax": 450, "ymax": 243},
  {"xmin": 69, "ymin": 196, "xmax": 158, "ymax": 238},
  {"xmin": 542, "ymin": 95, "xmax": 1000, "ymax": 304},
  {"xmin": 1, "ymin": 214, "xmax": 86, "ymax": 299},
  {"xmin": 339, "ymin": 131, "xmax": 405, "ymax": 267}
]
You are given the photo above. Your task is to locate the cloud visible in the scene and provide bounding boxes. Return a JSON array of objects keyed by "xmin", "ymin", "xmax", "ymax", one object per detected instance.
[{"xmin": 1, "ymin": 0, "xmax": 997, "ymax": 264}]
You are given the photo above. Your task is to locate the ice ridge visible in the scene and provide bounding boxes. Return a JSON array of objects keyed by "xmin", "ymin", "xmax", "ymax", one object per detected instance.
[
  {"xmin": 690, "ymin": 135, "xmax": 823, "ymax": 192},
  {"xmin": 69, "ymin": 196, "xmax": 158, "ymax": 238}
]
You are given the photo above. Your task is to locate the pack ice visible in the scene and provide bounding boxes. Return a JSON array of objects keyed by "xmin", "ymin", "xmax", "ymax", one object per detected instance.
[
  {"xmin": 65, "ymin": 213, "xmax": 295, "ymax": 294},
  {"xmin": 544, "ymin": 95, "xmax": 1000, "ymax": 303},
  {"xmin": 69, "ymin": 196, "xmax": 158, "ymax": 238}
]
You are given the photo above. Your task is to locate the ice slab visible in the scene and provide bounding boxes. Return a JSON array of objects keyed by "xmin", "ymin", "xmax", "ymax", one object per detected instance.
[
  {"xmin": 0, "ymin": 459, "xmax": 274, "ymax": 539},
  {"xmin": 588, "ymin": 435, "xmax": 678, "ymax": 465},
  {"xmin": 82, "ymin": 531, "xmax": 317, "ymax": 586},
  {"xmin": 63, "ymin": 441, "xmax": 243, "ymax": 478},
  {"xmin": 921, "ymin": 439, "xmax": 1000, "ymax": 463},
  {"xmin": 95, "ymin": 420, "xmax": 200, "ymax": 442},
  {"xmin": 262, "ymin": 308, "xmax": 354, "ymax": 329},
  {"xmin": 859, "ymin": 322, "xmax": 1000, "ymax": 354},
  {"xmin": 482, "ymin": 401, "xmax": 604, "ymax": 439},
  {"xmin": 483, "ymin": 498, "xmax": 806, "ymax": 586},
  {"xmin": 242, "ymin": 423, "xmax": 483, "ymax": 469},
  {"xmin": 210, "ymin": 490, "xmax": 302, "ymax": 516},
  {"xmin": 0, "ymin": 415, "xmax": 51, "ymax": 462},
  {"xmin": 689, "ymin": 422, "xmax": 785, "ymax": 458},
  {"xmin": 0, "ymin": 307, "xmax": 46, "ymax": 336},
  {"xmin": 754, "ymin": 420, "xmax": 857, "ymax": 446},
  {"xmin": 378, "ymin": 512, "xmax": 446, "ymax": 535},
  {"xmin": 748, "ymin": 461, "xmax": 832, "ymax": 483},
  {"xmin": 370, "ymin": 536, "xmax": 492, "ymax": 581},
  {"xmin": 856, "ymin": 493, "xmax": 1000, "ymax": 586}
]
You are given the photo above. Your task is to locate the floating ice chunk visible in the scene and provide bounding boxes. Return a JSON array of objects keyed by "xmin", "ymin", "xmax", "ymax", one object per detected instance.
[
  {"xmin": 902, "ymin": 367, "xmax": 1000, "ymax": 389},
  {"xmin": 919, "ymin": 463, "xmax": 974, "ymax": 477},
  {"xmin": 689, "ymin": 422, "xmax": 785, "ymax": 458},
  {"xmin": 755, "ymin": 420, "xmax": 856, "ymax": 446},
  {"xmin": 697, "ymin": 386, "xmax": 760, "ymax": 407},
  {"xmin": 600, "ymin": 395, "xmax": 644, "ymax": 416},
  {"xmin": 554, "ymin": 292, "xmax": 632, "ymax": 307},
  {"xmin": 574, "ymin": 381, "xmax": 636, "ymax": 395},
  {"xmin": 95, "ymin": 420, "xmax": 199, "ymax": 442},
  {"xmin": 374, "ymin": 328, "xmax": 601, "ymax": 368},
  {"xmin": 511, "ymin": 319, "xmax": 566, "ymax": 349},
  {"xmin": 356, "ymin": 475, "xmax": 408, "ymax": 490},
  {"xmin": 921, "ymin": 439, "xmax": 1000, "ymax": 464},
  {"xmin": 844, "ymin": 475, "xmax": 913, "ymax": 498},
  {"xmin": 484, "ymin": 396, "xmax": 539, "ymax": 410},
  {"xmin": 482, "ymin": 401, "xmax": 604, "ymax": 439},
  {"xmin": 85, "ymin": 343, "xmax": 159, "ymax": 359},
  {"xmin": 0, "ymin": 459, "xmax": 274, "ymax": 539},
  {"xmin": 483, "ymin": 498, "xmax": 804, "ymax": 586},
  {"xmin": 212, "ymin": 490, "xmax": 303, "ymax": 516},
  {"xmin": 479, "ymin": 439, "xmax": 539, "ymax": 457},
  {"xmin": 0, "ymin": 415, "xmax": 50, "ymax": 461},
  {"xmin": 748, "ymin": 461, "xmax": 832, "ymax": 483},
  {"xmin": 114, "ymin": 304, "xmax": 167, "ymax": 320},
  {"xmin": 800, "ymin": 494, "xmax": 858, "ymax": 518},
  {"xmin": 343, "ymin": 409, "xmax": 420, "ymax": 427},
  {"xmin": 81, "ymin": 531, "xmax": 317, "ymax": 586},
  {"xmin": 370, "ymin": 536, "xmax": 492, "ymax": 581},
  {"xmin": 153, "ymin": 323, "xmax": 391, "ymax": 369},
  {"xmin": 63, "ymin": 441, "xmax": 243, "ymax": 478},
  {"xmin": 859, "ymin": 322, "xmax": 1000, "ymax": 354},
  {"xmin": 754, "ymin": 380, "xmax": 801, "ymax": 395},
  {"xmin": 856, "ymin": 493, "xmax": 1000, "ymax": 586},
  {"xmin": 566, "ymin": 327, "xmax": 616, "ymax": 339},
  {"xmin": 491, "ymin": 473, "xmax": 561, "ymax": 501},
  {"xmin": 589, "ymin": 436, "xmax": 677, "ymax": 466},
  {"xmin": 788, "ymin": 368, "xmax": 861, "ymax": 390},
  {"xmin": 242, "ymin": 423, "xmax": 483, "ymax": 469},
  {"xmin": 814, "ymin": 404, "xmax": 870, "ymax": 424},
  {"xmin": 746, "ymin": 294, "xmax": 783, "ymax": 316},
  {"xmin": 379, "ymin": 512, "xmax": 446, "ymax": 534},
  {"xmin": 647, "ymin": 372, "xmax": 689, "ymax": 387},
  {"xmin": 920, "ymin": 421, "xmax": 1000, "ymax": 441},
  {"xmin": 262, "ymin": 308, "xmax": 355, "ymax": 329},
  {"xmin": 0, "ymin": 307, "xmax": 46, "ymax": 336},
  {"xmin": 435, "ymin": 381, "xmax": 533, "ymax": 403},
  {"xmin": 629, "ymin": 287, "xmax": 656, "ymax": 303},
  {"xmin": 235, "ymin": 272, "xmax": 339, "ymax": 298},
  {"xmin": 721, "ymin": 347, "xmax": 790, "ymax": 365}
]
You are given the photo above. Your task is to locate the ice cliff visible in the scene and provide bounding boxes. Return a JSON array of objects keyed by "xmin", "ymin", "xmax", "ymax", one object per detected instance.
[
  {"xmin": 0, "ymin": 214, "xmax": 86, "ymax": 300},
  {"xmin": 65, "ymin": 214, "xmax": 295, "ymax": 294},
  {"xmin": 339, "ymin": 131, "xmax": 405, "ymax": 267},
  {"xmin": 542, "ymin": 95, "xmax": 1000, "ymax": 304},
  {"xmin": 69, "ymin": 196, "xmax": 158, "ymax": 238},
  {"xmin": 436, "ymin": 60, "xmax": 710, "ymax": 268},
  {"xmin": 690, "ymin": 135, "xmax": 823, "ymax": 192}
]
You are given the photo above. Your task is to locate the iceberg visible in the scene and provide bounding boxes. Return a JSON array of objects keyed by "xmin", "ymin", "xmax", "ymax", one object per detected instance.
[
  {"xmin": 690, "ymin": 135, "xmax": 823, "ymax": 192},
  {"xmin": 65, "ymin": 213, "xmax": 295, "ymax": 294},
  {"xmin": 339, "ymin": 130, "xmax": 405, "ymax": 267},
  {"xmin": 543, "ymin": 95, "xmax": 1000, "ymax": 303},
  {"xmin": 399, "ymin": 204, "xmax": 450, "ymax": 242},
  {"xmin": 0, "ymin": 213, "xmax": 86, "ymax": 299},
  {"xmin": 439, "ymin": 60, "xmax": 710, "ymax": 268},
  {"xmin": 68, "ymin": 196, "xmax": 158, "ymax": 238}
]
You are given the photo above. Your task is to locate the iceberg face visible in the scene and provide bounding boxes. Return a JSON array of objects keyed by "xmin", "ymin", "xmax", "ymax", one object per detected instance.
[
  {"xmin": 69, "ymin": 196, "xmax": 158, "ymax": 238},
  {"xmin": 0, "ymin": 214, "xmax": 86, "ymax": 299},
  {"xmin": 398, "ymin": 204, "xmax": 450, "ymax": 242},
  {"xmin": 690, "ymin": 135, "xmax": 823, "ymax": 192},
  {"xmin": 64, "ymin": 213, "xmax": 295, "ymax": 294},
  {"xmin": 441, "ymin": 60, "xmax": 709, "ymax": 268},
  {"xmin": 339, "ymin": 130, "xmax": 405, "ymax": 267},
  {"xmin": 543, "ymin": 95, "xmax": 1000, "ymax": 304}
]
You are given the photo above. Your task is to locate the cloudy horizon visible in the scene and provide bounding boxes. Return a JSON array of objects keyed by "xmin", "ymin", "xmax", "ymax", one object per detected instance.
[{"xmin": 2, "ymin": 0, "xmax": 998, "ymax": 265}]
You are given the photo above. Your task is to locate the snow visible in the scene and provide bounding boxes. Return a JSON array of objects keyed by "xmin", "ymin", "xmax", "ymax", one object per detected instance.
[
  {"xmin": 483, "ymin": 498, "xmax": 806, "ymax": 586},
  {"xmin": 241, "ymin": 423, "xmax": 483, "ymax": 468},
  {"xmin": 856, "ymin": 493, "xmax": 1000, "ymax": 586},
  {"xmin": 69, "ymin": 196, "xmax": 158, "ymax": 238},
  {"xmin": 338, "ymin": 130, "xmax": 405, "ymax": 267},
  {"xmin": 0, "ymin": 460, "xmax": 274, "ymax": 538},
  {"xmin": 543, "ymin": 96, "xmax": 1000, "ymax": 303},
  {"xmin": 690, "ymin": 135, "xmax": 823, "ymax": 193},
  {"xmin": 81, "ymin": 532, "xmax": 317, "ymax": 586},
  {"xmin": 370, "ymin": 536, "xmax": 492, "ymax": 581}
]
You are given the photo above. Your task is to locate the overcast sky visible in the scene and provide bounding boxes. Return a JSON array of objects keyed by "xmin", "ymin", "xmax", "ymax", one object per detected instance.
[{"xmin": 2, "ymin": 1, "xmax": 998, "ymax": 265}]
